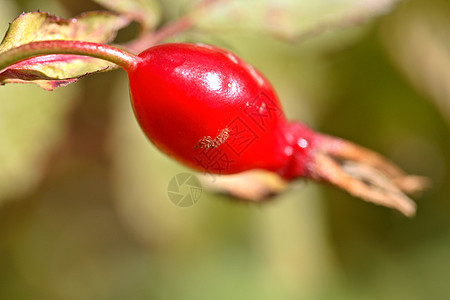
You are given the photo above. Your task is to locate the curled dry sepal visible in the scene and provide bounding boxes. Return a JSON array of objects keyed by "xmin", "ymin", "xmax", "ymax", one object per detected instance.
[
  {"xmin": 310, "ymin": 134, "xmax": 429, "ymax": 216},
  {"xmin": 0, "ymin": 11, "xmax": 130, "ymax": 90}
]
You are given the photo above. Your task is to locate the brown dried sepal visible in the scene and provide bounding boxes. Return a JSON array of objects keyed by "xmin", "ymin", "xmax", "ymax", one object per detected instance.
[
  {"xmin": 200, "ymin": 169, "xmax": 287, "ymax": 201},
  {"xmin": 309, "ymin": 134, "xmax": 429, "ymax": 217}
]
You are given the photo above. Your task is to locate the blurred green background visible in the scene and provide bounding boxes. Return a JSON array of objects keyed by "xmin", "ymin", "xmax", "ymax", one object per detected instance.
[{"xmin": 0, "ymin": 0, "xmax": 449, "ymax": 299}]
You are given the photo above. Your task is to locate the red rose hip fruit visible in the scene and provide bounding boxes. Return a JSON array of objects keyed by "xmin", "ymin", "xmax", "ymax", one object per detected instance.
[
  {"xmin": 128, "ymin": 43, "xmax": 315, "ymax": 177},
  {"xmin": 127, "ymin": 43, "xmax": 426, "ymax": 216}
]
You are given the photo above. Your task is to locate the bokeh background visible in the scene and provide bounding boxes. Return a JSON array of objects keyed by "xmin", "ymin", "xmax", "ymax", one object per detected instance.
[{"xmin": 0, "ymin": 0, "xmax": 449, "ymax": 299}]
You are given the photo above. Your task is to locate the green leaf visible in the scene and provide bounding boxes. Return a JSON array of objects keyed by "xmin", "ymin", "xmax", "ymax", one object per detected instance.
[
  {"xmin": 193, "ymin": 0, "xmax": 403, "ymax": 41},
  {"xmin": 92, "ymin": 0, "xmax": 161, "ymax": 31},
  {"xmin": 0, "ymin": 11, "xmax": 130, "ymax": 90}
]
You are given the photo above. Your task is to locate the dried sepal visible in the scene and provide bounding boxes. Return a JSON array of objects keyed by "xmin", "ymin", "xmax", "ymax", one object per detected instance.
[
  {"xmin": 200, "ymin": 170, "xmax": 287, "ymax": 201},
  {"xmin": 309, "ymin": 134, "xmax": 429, "ymax": 217}
]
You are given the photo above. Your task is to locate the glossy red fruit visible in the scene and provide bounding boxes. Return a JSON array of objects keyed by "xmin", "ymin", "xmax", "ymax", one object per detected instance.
[
  {"xmin": 128, "ymin": 43, "xmax": 316, "ymax": 179},
  {"xmin": 127, "ymin": 42, "xmax": 426, "ymax": 216}
]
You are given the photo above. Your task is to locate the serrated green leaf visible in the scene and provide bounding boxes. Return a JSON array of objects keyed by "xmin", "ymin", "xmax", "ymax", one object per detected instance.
[
  {"xmin": 193, "ymin": 0, "xmax": 402, "ymax": 41},
  {"xmin": 0, "ymin": 11, "xmax": 130, "ymax": 90},
  {"xmin": 92, "ymin": 0, "xmax": 161, "ymax": 31}
]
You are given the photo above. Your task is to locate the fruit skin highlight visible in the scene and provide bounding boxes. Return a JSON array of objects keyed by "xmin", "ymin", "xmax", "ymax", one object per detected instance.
[{"xmin": 128, "ymin": 43, "xmax": 317, "ymax": 179}]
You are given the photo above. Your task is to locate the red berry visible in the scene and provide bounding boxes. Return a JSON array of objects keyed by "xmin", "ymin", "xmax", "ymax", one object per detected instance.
[
  {"xmin": 127, "ymin": 42, "xmax": 426, "ymax": 216},
  {"xmin": 128, "ymin": 43, "xmax": 316, "ymax": 179}
]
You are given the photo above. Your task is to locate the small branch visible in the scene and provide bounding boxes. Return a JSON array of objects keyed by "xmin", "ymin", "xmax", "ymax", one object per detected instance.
[
  {"xmin": 152, "ymin": 0, "xmax": 223, "ymax": 45},
  {"xmin": 0, "ymin": 40, "xmax": 140, "ymax": 72},
  {"xmin": 125, "ymin": 16, "xmax": 193, "ymax": 53},
  {"xmin": 125, "ymin": 0, "xmax": 224, "ymax": 53}
]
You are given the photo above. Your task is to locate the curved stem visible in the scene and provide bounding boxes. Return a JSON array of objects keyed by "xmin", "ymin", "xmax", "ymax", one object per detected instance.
[
  {"xmin": 150, "ymin": 0, "xmax": 224, "ymax": 45},
  {"xmin": 0, "ymin": 40, "xmax": 141, "ymax": 72},
  {"xmin": 125, "ymin": 0, "xmax": 224, "ymax": 53}
]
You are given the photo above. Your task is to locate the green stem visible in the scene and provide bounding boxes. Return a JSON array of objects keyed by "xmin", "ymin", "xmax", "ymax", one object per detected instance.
[{"xmin": 0, "ymin": 40, "xmax": 141, "ymax": 72}]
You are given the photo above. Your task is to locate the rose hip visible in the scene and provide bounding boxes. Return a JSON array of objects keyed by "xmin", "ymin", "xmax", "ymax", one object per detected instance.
[
  {"xmin": 129, "ymin": 43, "xmax": 311, "ymax": 176},
  {"xmin": 127, "ymin": 43, "xmax": 427, "ymax": 216}
]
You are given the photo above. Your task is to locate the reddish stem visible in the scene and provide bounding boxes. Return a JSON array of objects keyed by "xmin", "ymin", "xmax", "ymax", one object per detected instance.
[
  {"xmin": 125, "ymin": 0, "xmax": 225, "ymax": 53},
  {"xmin": 0, "ymin": 40, "xmax": 140, "ymax": 72},
  {"xmin": 152, "ymin": 0, "xmax": 223, "ymax": 44},
  {"xmin": 125, "ymin": 16, "xmax": 193, "ymax": 53}
]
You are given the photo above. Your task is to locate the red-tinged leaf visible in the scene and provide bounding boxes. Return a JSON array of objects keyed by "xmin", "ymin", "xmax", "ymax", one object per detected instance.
[
  {"xmin": 1, "ymin": 74, "xmax": 78, "ymax": 90},
  {"xmin": 0, "ymin": 11, "xmax": 129, "ymax": 90},
  {"xmin": 0, "ymin": 54, "xmax": 117, "ymax": 90},
  {"xmin": 0, "ymin": 11, "xmax": 130, "ymax": 51}
]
